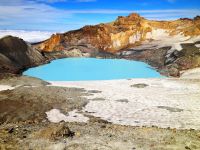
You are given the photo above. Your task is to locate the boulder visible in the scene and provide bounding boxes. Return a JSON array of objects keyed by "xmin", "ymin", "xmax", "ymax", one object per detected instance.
[{"xmin": 0, "ymin": 36, "xmax": 45, "ymax": 74}]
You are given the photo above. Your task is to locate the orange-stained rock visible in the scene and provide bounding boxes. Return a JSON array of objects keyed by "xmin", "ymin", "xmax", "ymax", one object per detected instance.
[
  {"xmin": 37, "ymin": 34, "xmax": 65, "ymax": 52},
  {"xmin": 35, "ymin": 13, "xmax": 200, "ymax": 53}
]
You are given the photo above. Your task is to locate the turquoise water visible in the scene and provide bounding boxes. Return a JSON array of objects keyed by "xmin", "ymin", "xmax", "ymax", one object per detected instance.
[{"xmin": 24, "ymin": 58, "xmax": 163, "ymax": 81}]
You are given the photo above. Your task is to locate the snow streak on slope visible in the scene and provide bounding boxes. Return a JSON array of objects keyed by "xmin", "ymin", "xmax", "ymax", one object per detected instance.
[{"xmin": 0, "ymin": 85, "xmax": 15, "ymax": 91}]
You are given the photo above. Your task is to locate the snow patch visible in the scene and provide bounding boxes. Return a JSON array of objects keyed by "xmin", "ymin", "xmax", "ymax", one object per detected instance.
[
  {"xmin": 190, "ymin": 36, "xmax": 200, "ymax": 43},
  {"xmin": 129, "ymin": 32, "xmax": 141, "ymax": 44},
  {"xmin": 113, "ymin": 40, "xmax": 121, "ymax": 48},
  {"xmin": 46, "ymin": 109, "xmax": 89, "ymax": 123},
  {"xmin": 132, "ymin": 29, "xmax": 200, "ymax": 57},
  {"xmin": 195, "ymin": 44, "xmax": 200, "ymax": 48},
  {"xmin": 0, "ymin": 85, "xmax": 15, "ymax": 91},
  {"xmin": 146, "ymin": 29, "xmax": 169, "ymax": 40},
  {"xmin": 0, "ymin": 30, "xmax": 53, "ymax": 43},
  {"xmin": 145, "ymin": 30, "xmax": 191, "ymax": 51},
  {"xmin": 139, "ymin": 29, "xmax": 198, "ymax": 52},
  {"xmin": 181, "ymin": 68, "xmax": 200, "ymax": 79},
  {"xmin": 50, "ymin": 79, "xmax": 200, "ymax": 129}
]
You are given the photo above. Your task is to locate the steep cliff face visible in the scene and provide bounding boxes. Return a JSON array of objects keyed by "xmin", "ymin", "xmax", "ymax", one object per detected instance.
[
  {"xmin": 0, "ymin": 36, "xmax": 45, "ymax": 74},
  {"xmin": 34, "ymin": 13, "xmax": 200, "ymax": 76},
  {"xmin": 35, "ymin": 13, "xmax": 200, "ymax": 53}
]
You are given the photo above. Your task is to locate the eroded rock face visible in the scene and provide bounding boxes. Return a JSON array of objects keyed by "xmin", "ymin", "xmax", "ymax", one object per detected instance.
[
  {"xmin": 35, "ymin": 13, "xmax": 200, "ymax": 53},
  {"xmin": 33, "ymin": 13, "xmax": 200, "ymax": 76},
  {"xmin": 0, "ymin": 36, "xmax": 45, "ymax": 74}
]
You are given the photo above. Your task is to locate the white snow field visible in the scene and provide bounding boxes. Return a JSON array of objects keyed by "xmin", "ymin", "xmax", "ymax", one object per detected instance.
[
  {"xmin": 50, "ymin": 78, "xmax": 200, "ymax": 130},
  {"xmin": 46, "ymin": 109, "xmax": 89, "ymax": 123}
]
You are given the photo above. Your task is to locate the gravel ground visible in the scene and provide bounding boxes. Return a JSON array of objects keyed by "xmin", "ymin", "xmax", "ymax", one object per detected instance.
[{"xmin": 0, "ymin": 75, "xmax": 200, "ymax": 150}]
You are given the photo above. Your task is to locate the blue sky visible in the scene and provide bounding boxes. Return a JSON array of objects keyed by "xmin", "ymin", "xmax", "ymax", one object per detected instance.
[{"xmin": 0, "ymin": 0, "xmax": 200, "ymax": 31}]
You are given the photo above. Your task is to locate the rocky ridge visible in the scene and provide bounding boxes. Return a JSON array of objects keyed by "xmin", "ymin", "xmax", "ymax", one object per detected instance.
[
  {"xmin": 34, "ymin": 13, "xmax": 200, "ymax": 76},
  {"xmin": 35, "ymin": 14, "xmax": 200, "ymax": 53}
]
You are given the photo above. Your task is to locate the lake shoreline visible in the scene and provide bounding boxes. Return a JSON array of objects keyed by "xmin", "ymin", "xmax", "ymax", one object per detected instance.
[{"xmin": 24, "ymin": 58, "xmax": 164, "ymax": 81}]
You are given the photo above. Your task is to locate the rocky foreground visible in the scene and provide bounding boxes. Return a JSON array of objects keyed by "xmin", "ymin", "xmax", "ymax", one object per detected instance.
[
  {"xmin": 0, "ymin": 75, "xmax": 200, "ymax": 149},
  {"xmin": 1, "ymin": 13, "xmax": 200, "ymax": 149}
]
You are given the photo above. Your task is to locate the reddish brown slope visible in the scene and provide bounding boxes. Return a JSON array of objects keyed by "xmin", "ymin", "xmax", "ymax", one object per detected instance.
[{"xmin": 35, "ymin": 13, "xmax": 200, "ymax": 53}]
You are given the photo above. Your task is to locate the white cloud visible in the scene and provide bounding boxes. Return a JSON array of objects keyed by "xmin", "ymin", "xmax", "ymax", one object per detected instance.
[
  {"xmin": 0, "ymin": 0, "xmax": 101, "ymax": 30},
  {"xmin": 0, "ymin": 0, "xmax": 23, "ymax": 5},
  {"xmin": 34, "ymin": 0, "xmax": 96, "ymax": 3},
  {"xmin": 0, "ymin": 30, "xmax": 53, "ymax": 43},
  {"xmin": 0, "ymin": 0, "xmax": 199, "ymax": 31},
  {"xmin": 0, "ymin": 1, "xmax": 74, "ymax": 30},
  {"xmin": 0, "ymin": 0, "xmax": 96, "ymax": 6},
  {"xmin": 61, "ymin": 9, "xmax": 200, "ymax": 15}
]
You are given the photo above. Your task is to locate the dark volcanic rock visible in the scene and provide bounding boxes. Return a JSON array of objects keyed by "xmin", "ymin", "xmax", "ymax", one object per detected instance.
[
  {"xmin": 131, "ymin": 83, "xmax": 149, "ymax": 88},
  {"xmin": 0, "ymin": 85, "xmax": 89, "ymax": 124},
  {"xmin": 0, "ymin": 36, "xmax": 45, "ymax": 74}
]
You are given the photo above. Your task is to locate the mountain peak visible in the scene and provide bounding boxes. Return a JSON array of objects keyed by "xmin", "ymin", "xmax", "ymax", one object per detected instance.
[
  {"xmin": 114, "ymin": 13, "xmax": 143, "ymax": 26},
  {"xmin": 127, "ymin": 13, "xmax": 142, "ymax": 19}
]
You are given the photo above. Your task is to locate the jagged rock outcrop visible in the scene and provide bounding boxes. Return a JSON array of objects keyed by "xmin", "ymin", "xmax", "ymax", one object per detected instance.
[
  {"xmin": 34, "ymin": 13, "xmax": 200, "ymax": 76},
  {"xmin": 0, "ymin": 14, "xmax": 199, "ymax": 76},
  {"xmin": 35, "ymin": 13, "xmax": 200, "ymax": 53},
  {"xmin": 0, "ymin": 36, "xmax": 45, "ymax": 74}
]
